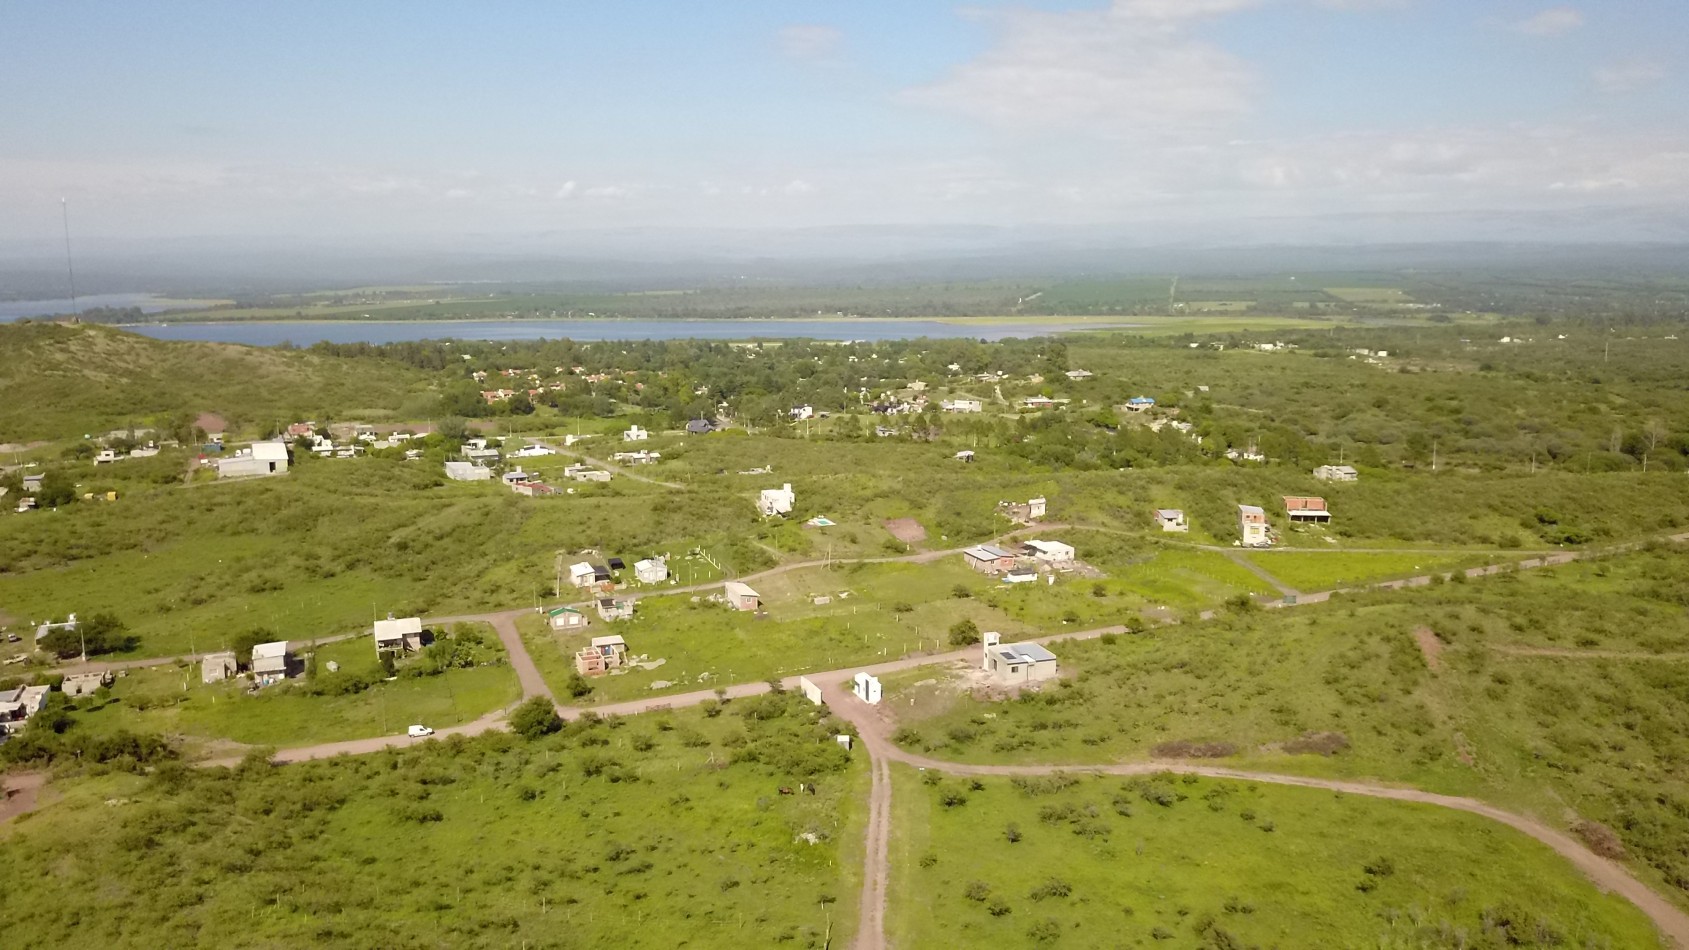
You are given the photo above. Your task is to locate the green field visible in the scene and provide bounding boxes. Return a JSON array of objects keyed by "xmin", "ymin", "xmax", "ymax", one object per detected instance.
[
  {"xmin": 53, "ymin": 626, "xmax": 520, "ymax": 748},
  {"xmin": 0, "ymin": 692, "xmax": 866, "ymax": 949},
  {"xmin": 880, "ymin": 546, "xmax": 1689, "ymax": 909},
  {"xmin": 1244, "ymin": 550, "xmax": 1494, "ymax": 591},
  {"xmin": 889, "ymin": 767, "xmax": 1664, "ymax": 947}
]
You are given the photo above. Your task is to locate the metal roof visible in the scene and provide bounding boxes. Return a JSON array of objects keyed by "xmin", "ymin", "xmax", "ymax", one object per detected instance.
[{"xmin": 1006, "ymin": 642, "xmax": 1058, "ymax": 663}]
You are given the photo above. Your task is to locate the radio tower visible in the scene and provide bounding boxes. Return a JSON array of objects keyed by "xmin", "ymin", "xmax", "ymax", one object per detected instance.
[{"xmin": 61, "ymin": 198, "xmax": 80, "ymax": 321}]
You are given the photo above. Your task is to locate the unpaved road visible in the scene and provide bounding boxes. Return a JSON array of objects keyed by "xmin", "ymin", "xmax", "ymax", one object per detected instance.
[{"xmin": 822, "ymin": 690, "xmax": 1689, "ymax": 950}]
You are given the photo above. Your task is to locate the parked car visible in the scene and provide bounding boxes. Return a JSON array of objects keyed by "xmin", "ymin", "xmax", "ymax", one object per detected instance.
[{"xmin": 407, "ymin": 724, "xmax": 434, "ymax": 738}]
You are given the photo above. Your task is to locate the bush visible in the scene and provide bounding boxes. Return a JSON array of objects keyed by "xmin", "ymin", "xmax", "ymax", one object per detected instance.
[
  {"xmin": 509, "ymin": 697, "xmax": 562, "ymax": 740},
  {"xmin": 964, "ymin": 881, "xmax": 992, "ymax": 902},
  {"xmin": 948, "ymin": 619, "xmax": 981, "ymax": 647},
  {"xmin": 1028, "ymin": 878, "xmax": 1072, "ymax": 901}
]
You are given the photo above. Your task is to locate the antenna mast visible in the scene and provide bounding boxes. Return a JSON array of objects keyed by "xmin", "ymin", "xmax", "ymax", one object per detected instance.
[{"xmin": 61, "ymin": 198, "xmax": 79, "ymax": 318}]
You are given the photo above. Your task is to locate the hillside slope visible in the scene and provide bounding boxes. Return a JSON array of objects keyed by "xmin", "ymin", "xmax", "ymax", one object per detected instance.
[{"xmin": 0, "ymin": 323, "xmax": 440, "ymax": 442}]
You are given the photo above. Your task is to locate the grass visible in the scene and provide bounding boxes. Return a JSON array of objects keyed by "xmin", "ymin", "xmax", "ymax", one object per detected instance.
[
  {"xmin": 57, "ymin": 625, "xmax": 520, "ymax": 748},
  {"xmin": 879, "ymin": 545, "xmax": 1689, "ymax": 911},
  {"xmin": 1244, "ymin": 550, "xmax": 1492, "ymax": 591},
  {"xmin": 557, "ymin": 560, "xmax": 1034, "ymax": 704},
  {"xmin": 889, "ymin": 767, "xmax": 1664, "ymax": 948},
  {"xmin": 0, "ymin": 692, "xmax": 865, "ymax": 949}
]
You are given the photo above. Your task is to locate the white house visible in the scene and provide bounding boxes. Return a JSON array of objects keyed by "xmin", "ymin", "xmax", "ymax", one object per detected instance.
[
  {"xmin": 1027, "ymin": 497, "xmax": 1047, "ymax": 520},
  {"xmin": 623, "ymin": 425, "xmax": 649, "ymax": 442},
  {"xmin": 1024, "ymin": 539, "xmax": 1075, "ymax": 565},
  {"xmin": 250, "ymin": 641, "xmax": 293, "ymax": 686},
  {"xmin": 1064, "ymin": 369, "xmax": 1093, "ymax": 380},
  {"xmin": 634, "ymin": 557, "xmax": 668, "ymax": 584},
  {"xmin": 941, "ymin": 398, "xmax": 983, "ymax": 413},
  {"xmin": 373, "ymin": 616, "xmax": 424, "ymax": 656},
  {"xmin": 444, "ymin": 460, "xmax": 493, "ymax": 481},
  {"xmin": 568, "ymin": 561, "xmax": 597, "ymax": 588},
  {"xmin": 790, "ymin": 405, "xmax": 815, "ymax": 421},
  {"xmin": 217, "ymin": 441, "xmax": 290, "ymax": 479},
  {"xmin": 758, "ymin": 483, "xmax": 795, "ymax": 517},
  {"xmin": 851, "ymin": 672, "xmax": 883, "ymax": 704},
  {"xmin": 512, "ymin": 443, "xmax": 556, "ymax": 458},
  {"xmin": 1313, "ymin": 464, "xmax": 1359, "ymax": 482},
  {"xmin": 1238, "ymin": 505, "xmax": 1271, "ymax": 547},
  {"xmin": 462, "ymin": 438, "xmax": 500, "ymax": 462},
  {"xmin": 564, "ymin": 464, "xmax": 612, "ymax": 483},
  {"xmin": 982, "ymin": 632, "xmax": 1059, "ymax": 686}
]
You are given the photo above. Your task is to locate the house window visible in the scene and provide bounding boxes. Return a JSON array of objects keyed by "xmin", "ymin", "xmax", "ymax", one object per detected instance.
[{"xmin": 1011, "ymin": 665, "xmax": 1022, "ymax": 674}]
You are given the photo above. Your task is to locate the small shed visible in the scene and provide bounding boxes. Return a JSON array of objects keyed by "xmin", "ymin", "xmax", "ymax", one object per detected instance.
[
  {"xmin": 569, "ymin": 562, "xmax": 596, "ymax": 588},
  {"xmin": 597, "ymin": 598, "xmax": 634, "ymax": 622},
  {"xmin": 983, "ymin": 634, "xmax": 1059, "ymax": 686},
  {"xmin": 62, "ymin": 671, "xmax": 113, "ymax": 698},
  {"xmin": 548, "ymin": 605, "xmax": 588, "ymax": 630},
  {"xmin": 201, "ymin": 651, "xmax": 239, "ymax": 683},
  {"xmin": 723, "ymin": 581, "xmax": 761, "ymax": 611},
  {"xmin": 634, "ymin": 557, "xmax": 668, "ymax": 584},
  {"xmin": 1154, "ymin": 508, "xmax": 1188, "ymax": 532}
]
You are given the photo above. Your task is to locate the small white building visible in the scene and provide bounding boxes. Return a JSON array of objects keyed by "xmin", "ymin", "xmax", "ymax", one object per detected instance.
[
  {"xmin": 1313, "ymin": 464, "xmax": 1359, "ymax": 482},
  {"xmin": 569, "ymin": 561, "xmax": 597, "ymax": 589},
  {"xmin": 217, "ymin": 441, "xmax": 290, "ymax": 479},
  {"xmin": 512, "ymin": 443, "xmax": 556, "ymax": 458},
  {"xmin": 790, "ymin": 405, "xmax": 815, "ymax": 421},
  {"xmin": 445, "ymin": 460, "xmax": 493, "ymax": 481},
  {"xmin": 724, "ymin": 581, "xmax": 761, "ymax": 611},
  {"xmin": 565, "ymin": 463, "xmax": 612, "ymax": 483},
  {"xmin": 941, "ymin": 398, "xmax": 983, "ymax": 413},
  {"xmin": 1154, "ymin": 508, "xmax": 1188, "ymax": 532},
  {"xmin": 851, "ymin": 672, "xmax": 882, "ymax": 705},
  {"xmin": 634, "ymin": 557, "xmax": 668, "ymax": 584},
  {"xmin": 758, "ymin": 483, "xmax": 796, "ymax": 517},
  {"xmin": 1027, "ymin": 497, "xmax": 1047, "ymax": 520},
  {"xmin": 62, "ymin": 671, "xmax": 112, "ymax": 697},
  {"xmin": 623, "ymin": 425, "xmax": 649, "ymax": 442}
]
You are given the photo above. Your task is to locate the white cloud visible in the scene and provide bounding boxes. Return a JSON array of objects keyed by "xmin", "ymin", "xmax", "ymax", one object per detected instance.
[
  {"xmin": 554, "ymin": 180, "xmax": 578, "ymax": 199},
  {"xmin": 899, "ymin": 1, "xmax": 1258, "ymax": 135},
  {"xmin": 777, "ymin": 24, "xmax": 843, "ymax": 61},
  {"xmin": 1593, "ymin": 60, "xmax": 1666, "ymax": 94},
  {"xmin": 1509, "ymin": 6, "xmax": 1583, "ymax": 36},
  {"xmin": 582, "ymin": 184, "xmax": 629, "ymax": 199},
  {"xmin": 781, "ymin": 179, "xmax": 815, "ymax": 196}
]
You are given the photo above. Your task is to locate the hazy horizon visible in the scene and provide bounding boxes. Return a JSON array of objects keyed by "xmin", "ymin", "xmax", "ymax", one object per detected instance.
[{"xmin": 5, "ymin": 0, "xmax": 1687, "ymax": 276}]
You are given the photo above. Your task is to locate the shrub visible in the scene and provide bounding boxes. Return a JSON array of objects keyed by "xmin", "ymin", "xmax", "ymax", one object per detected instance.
[
  {"xmin": 1027, "ymin": 918, "xmax": 1062, "ymax": 943},
  {"xmin": 1028, "ymin": 878, "xmax": 1072, "ymax": 901},
  {"xmin": 948, "ymin": 619, "xmax": 981, "ymax": 647},
  {"xmin": 1004, "ymin": 822, "xmax": 1023, "ymax": 843},
  {"xmin": 964, "ymin": 881, "xmax": 992, "ymax": 902},
  {"xmin": 509, "ymin": 697, "xmax": 562, "ymax": 740}
]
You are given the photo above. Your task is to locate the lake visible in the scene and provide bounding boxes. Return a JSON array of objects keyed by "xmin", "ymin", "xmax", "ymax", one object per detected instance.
[
  {"xmin": 124, "ymin": 318, "xmax": 1125, "ymax": 346},
  {"xmin": 0, "ymin": 293, "xmax": 218, "ymax": 320}
]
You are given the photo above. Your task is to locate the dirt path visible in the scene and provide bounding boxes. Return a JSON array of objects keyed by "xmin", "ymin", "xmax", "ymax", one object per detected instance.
[
  {"xmin": 0, "ymin": 771, "xmax": 47, "ymax": 825},
  {"xmin": 1493, "ymin": 645, "xmax": 1689, "ymax": 662},
  {"xmin": 537, "ymin": 441, "xmax": 688, "ymax": 490},
  {"xmin": 1226, "ymin": 551, "xmax": 1299, "ymax": 597},
  {"xmin": 1413, "ymin": 625, "xmax": 1444, "ymax": 671},
  {"xmin": 487, "ymin": 614, "xmax": 554, "ymax": 702}
]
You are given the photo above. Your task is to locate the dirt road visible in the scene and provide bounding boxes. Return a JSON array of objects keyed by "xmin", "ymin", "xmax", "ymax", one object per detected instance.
[
  {"xmin": 0, "ymin": 771, "xmax": 47, "ymax": 825},
  {"xmin": 821, "ymin": 691, "xmax": 1689, "ymax": 950}
]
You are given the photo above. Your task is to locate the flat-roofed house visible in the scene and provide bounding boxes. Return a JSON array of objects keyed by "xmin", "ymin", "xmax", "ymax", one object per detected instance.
[
  {"xmin": 962, "ymin": 544, "xmax": 1019, "ymax": 575},
  {"xmin": 982, "ymin": 632, "xmax": 1059, "ymax": 686},
  {"xmin": 217, "ymin": 441, "xmax": 290, "ymax": 479},
  {"xmin": 575, "ymin": 635, "xmax": 630, "ymax": 676},
  {"xmin": 1313, "ymin": 465, "xmax": 1358, "ymax": 483},
  {"xmin": 568, "ymin": 561, "xmax": 597, "ymax": 588},
  {"xmin": 634, "ymin": 557, "xmax": 668, "ymax": 584},
  {"xmin": 62, "ymin": 671, "xmax": 112, "ymax": 697},
  {"xmin": 1154, "ymin": 508, "xmax": 1188, "ymax": 532},
  {"xmin": 201, "ymin": 651, "xmax": 239, "ymax": 683},
  {"xmin": 1283, "ymin": 496, "xmax": 1332, "ymax": 524},
  {"xmin": 1023, "ymin": 539, "xmax": 1075, "ymax": 566},
  {"xmin": 758, "ymin": 483, "xmax": 795, "ymax": 517}
]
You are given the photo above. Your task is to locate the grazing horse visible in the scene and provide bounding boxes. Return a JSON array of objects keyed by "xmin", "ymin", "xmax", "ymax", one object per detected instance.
[{"xmin": 778, "ymin": 786, "xmax": 795, "ymax": 796}]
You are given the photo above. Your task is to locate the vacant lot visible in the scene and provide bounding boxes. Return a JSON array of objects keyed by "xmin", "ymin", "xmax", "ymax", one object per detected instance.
[
  {"xmin": 890, "ymin": 768, "xmax": 1663, "ymax": 947},
  {"xmin": 0, "ymin": 691, "xmax": 865, "ymax": 949}
]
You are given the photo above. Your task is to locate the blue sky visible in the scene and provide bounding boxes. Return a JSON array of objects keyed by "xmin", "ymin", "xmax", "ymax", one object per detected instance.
[{"xmin": 2, "ymin": 0, "xmax": 1685, "ymax": 246}]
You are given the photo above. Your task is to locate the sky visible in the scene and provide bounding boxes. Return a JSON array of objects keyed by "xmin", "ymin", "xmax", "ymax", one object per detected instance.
[{"xmin": 2, "ymin": 0, "xmax": 1687, "ymax": 254}]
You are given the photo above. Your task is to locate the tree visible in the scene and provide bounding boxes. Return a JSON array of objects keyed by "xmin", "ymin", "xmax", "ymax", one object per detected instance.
[
  {"xmin": 40, "ymin": 612, "xmax": 134, "ymax": 659},
  {"xmin": 948, "ymin": 618, "xmax": 981, "ymax": 647},
  {"xmin": 510, "ymin": 696, "xmax": 562, "ymax": 739},
  {"xmin": 507, "ymin": 391, "xmax": 535, "ymax": 415},
  {"xmin": 36, "ymin": 470, "xmax": 77, "ymax": 508},
  {"xmin": 435, "ymin": 416, "xmax": 469, "ymax": 442},
  {"xmin": 231, "ymin": 627, "xmax": 278, "ymax": 666}
]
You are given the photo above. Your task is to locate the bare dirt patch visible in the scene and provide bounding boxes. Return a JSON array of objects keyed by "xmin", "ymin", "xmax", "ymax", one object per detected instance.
[
  {"xmin": 1150, "ymin": 740, "xmax": 1239, "ymax": 759},
  {"xmin": 882, "ymin": 518, "xmax": 927, "ymax": 545},
  {"xmin": 1573, "ymin": 819, "xmax": 1628, "ymax": 859},
  {"xmin": 1282, "ymin": 731, "xmax": 1351, "ymax": 756},
  {"xmin": 1413, "ymin": 625, "xmax": 1444, "ymax": 671}
]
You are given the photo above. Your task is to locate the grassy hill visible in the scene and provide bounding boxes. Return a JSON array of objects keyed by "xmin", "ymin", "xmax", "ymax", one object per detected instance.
[{"xmin": 0, "ymin": 323, "xmax": 439, "ymax": 442}]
